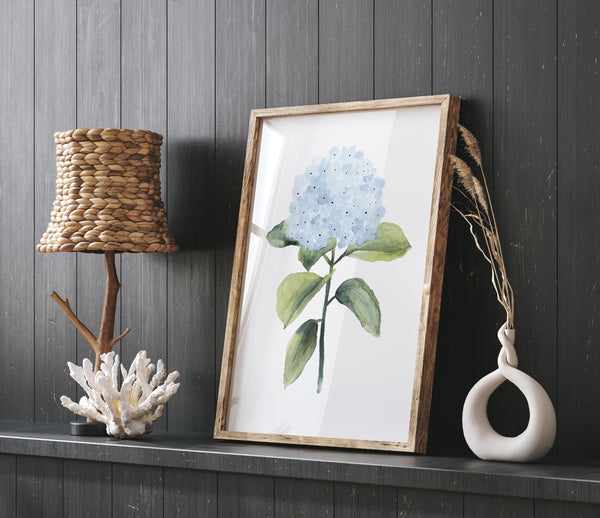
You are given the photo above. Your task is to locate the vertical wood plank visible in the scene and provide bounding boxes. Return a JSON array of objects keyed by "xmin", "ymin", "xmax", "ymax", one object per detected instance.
[
  {"xmin": 121, "ymin": 0, "xmax": 169, "ymax": 431},
  {"xmin": 76, "ymin": 0, "xmax": 121, "ymax": 368},
  {"xmin": 274, "ymin": 477, "xmax": 333, "ymax": 517},
  {"xmin": 167, "ymin": 0, "xmax": 216, "ymax": 433},
  {"xmin": 398, "ymin": 488, "xmax": 463, "ymax": 517},
  {"xmin": 215, "ymin": 0, "xmax": 266, "ymax": 395},
  {"xmin": 464, "ymin": 494, "xmax": 533, "ymax": 518},
  {"xmin": 76, "ymin": 0, "xmax": 121, "ymax": 130},
  {"xmin": 319, "ymin": 0, "xmax": 373, "ymax": 103},
  {"xmin": 16, "ymin": 456, "xmax": 63, "ymax": 517},
  {"xmin": 557, "ymin": 0, "xmax": 600, "ymax": 458},
  {"xmin": 112, "ymin": 464, "xmax": 163, "ymax": 518},
  {"xmin": 218, "ymin": 473, "xmax": 273, "ymax": 518},
  {"xmin": 163, "ymin": 468, "xmax": 217, "ymax": 518},
  {"xmin": 373, "ymin": 0, "xmax": 434, "ymax": 450},
  {"xmin": 429, "ymin": 0, "xmax": 494, "ymax": 455},
  {"xmin": 0, "ymin": 0, "xmax": 34, "ymax": 421},
  {"xmin": 374, "ymin": 0, "xmax": 432, "ymax": 99},
  {"xmin": 63, "ymin": 459, "xmax": 111, "ymax": 518},
  {"xmin": 34, "ymin": 0, "xmax": 77, "ymax": 424},
  {"xmin": 335, "ymin": 482, "xmax": 396, "ymax": 518},
  {"xmin": 266, "ymin": 0, "xmax": 318, "ymax": 107},
  {"xmin": 0, "ymin": 454, "xmax": 16, "ymax": 518},
  {"xmin": 492, "ymin": 0, "xmax": 558, "ymax": 437},
  {"xmin": 535, "ymin": 500, "xmax": 600, "ymax": 518}
]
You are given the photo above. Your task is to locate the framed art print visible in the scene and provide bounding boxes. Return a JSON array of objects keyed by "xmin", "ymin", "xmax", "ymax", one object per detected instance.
[{"xmin": 215, "ymin": 95, "xmax": 460, "ymax": 452}]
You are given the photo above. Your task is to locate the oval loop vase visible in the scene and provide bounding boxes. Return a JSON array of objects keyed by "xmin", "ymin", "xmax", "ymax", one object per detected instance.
[{"xmin": 462, "ymin": 324, "xmax": 556, "ymax": 462}]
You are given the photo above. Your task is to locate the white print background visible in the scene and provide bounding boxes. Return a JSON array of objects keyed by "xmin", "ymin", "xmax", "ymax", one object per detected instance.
[{"xmin": 227, "ymin": 104, "xmax": 442, "ymax": 443}]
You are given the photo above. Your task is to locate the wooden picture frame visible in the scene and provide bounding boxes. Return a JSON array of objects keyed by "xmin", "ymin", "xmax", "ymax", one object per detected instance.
[{"xmin": 215, "ymin": 95, "xmax": 460, "ymax": 452}]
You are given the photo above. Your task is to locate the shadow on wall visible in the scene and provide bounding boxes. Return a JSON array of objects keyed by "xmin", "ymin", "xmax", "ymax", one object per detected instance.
[
  {"xmin": 214, "ymin": 137, "xmax": 250, "ymax": 253},
  {"xmin": 167, "ymin": 139, "xmax": 246, "ymax": 253},
  {"xmin": 167, "ymin": 139, "xmax": 217, "ymax": 252}
]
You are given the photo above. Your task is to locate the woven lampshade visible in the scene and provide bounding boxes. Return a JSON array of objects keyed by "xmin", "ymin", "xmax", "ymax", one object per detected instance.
[{"xmin": 38, "ymin": 128, "xmax": 178, "ymax": 253}]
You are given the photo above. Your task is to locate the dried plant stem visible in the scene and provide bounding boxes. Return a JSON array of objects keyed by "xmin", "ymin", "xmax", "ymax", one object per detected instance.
[
  {"xmin": 476, "ymin": 161, "xmax": 514, "ymax": 325},
  {"xmin": 452, "ymin": 125, "xmax": 514, "ymax": 329},
  {"xmin": 454, "ymin": 209, "xmax": 507, "ymax": 317}
]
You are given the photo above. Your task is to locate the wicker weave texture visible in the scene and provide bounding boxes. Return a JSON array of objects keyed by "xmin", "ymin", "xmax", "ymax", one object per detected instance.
[{"xmin": 38, "ymin": 128, "xmax": 178, "ymax": 253}]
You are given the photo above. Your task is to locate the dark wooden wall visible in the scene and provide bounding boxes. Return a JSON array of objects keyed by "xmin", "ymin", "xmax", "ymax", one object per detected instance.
[{"xmin": 1, "ymin": 0, "xmax": 599, "ymax": 459}]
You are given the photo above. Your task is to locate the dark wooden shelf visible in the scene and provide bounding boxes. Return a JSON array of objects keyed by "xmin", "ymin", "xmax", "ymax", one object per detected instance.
[{"xmin": 0, "ymin": 420, "xmax": 599, "ymax": 505}]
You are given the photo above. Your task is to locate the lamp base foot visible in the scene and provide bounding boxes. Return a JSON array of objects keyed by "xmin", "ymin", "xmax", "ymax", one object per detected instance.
[{"xmin": 70, "ymin": 421, "xmax": 106, "ymax": 436}]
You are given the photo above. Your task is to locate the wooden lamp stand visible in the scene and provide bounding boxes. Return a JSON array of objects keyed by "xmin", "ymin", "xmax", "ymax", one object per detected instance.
[
  {"xmin": 51, "ymin": 252, "xmax": 131, "ymax": 435},
  {"xmin": 51, "ymin": 251, "xmax": 131, "ymax": 373}
]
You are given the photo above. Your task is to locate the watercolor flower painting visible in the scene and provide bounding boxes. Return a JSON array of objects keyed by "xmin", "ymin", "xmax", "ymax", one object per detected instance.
[{"xmin": 267, "ymin": 146, "xmax": 412, "ymax": 393}]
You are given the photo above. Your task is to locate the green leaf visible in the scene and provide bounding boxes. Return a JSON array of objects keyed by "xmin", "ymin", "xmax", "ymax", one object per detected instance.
[
  {"xmin": 298, "ymin": 238, "xmax": 336, "ymax": 271},
  {"xmin": 277, "ymin": 271, "xmax": 333, "ymax": 328},
  {"xmin": 284, "ymin": 319, "xmax": 319, "ymax": 387},
  {"xmin": 334, "ymin": 278, "xmax": 381, "ymax": 337},
  {"xmin": 345, "ymin": 222, "xmax": 411, "ymax": 262},
  {"xmin": 267, "ymin": 220, "xmax": 299, "ymax": 248}
]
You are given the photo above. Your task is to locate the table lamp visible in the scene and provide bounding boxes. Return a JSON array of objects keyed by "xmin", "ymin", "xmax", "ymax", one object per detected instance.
[{"xmin": 37, "ymin": 128, "xmax": 178, "ymax": 427}]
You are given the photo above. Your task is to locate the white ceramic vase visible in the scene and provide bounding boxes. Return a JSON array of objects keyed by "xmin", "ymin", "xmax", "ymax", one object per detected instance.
[{"xmin": 462, "ymin": 324, "xmax": 556, "ymax": 462}]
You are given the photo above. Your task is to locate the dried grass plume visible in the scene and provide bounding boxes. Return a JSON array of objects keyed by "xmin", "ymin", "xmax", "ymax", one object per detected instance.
[{"xmin": 458, "ymin": 124, "xmax": 482, "ymax": 167}]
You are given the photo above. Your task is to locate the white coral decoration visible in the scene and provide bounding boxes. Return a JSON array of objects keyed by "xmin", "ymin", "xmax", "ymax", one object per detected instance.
[{"xmin": 60, "ymin": 350, "xmax": 180, "ymax": 438}]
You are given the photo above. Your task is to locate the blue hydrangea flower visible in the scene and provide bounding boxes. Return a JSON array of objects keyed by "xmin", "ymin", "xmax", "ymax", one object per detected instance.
[{"xmin": 286, "ymin": 146, "xmax": 386, "ymax": 251}]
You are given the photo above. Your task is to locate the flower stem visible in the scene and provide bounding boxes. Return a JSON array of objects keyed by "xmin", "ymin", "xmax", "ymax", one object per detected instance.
[
  {"xmin": 317, "ymin": 248, "xmax": 335, "ymax": 393},
  {"xmin": 334, "ymin": 249, "xmax": 348, "ymax": 265}
]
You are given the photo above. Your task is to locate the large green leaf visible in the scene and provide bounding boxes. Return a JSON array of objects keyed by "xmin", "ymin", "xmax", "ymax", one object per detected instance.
[
  {"xmin": 298, "ymin": 238, "xmax": 336, "ymax": 271},
  {"xmin": 277, "ymin": 271, "xmax": 333, "ymax": 328},
  {"xmin": 267, "ymin": 220, "xmax": 299, "ymax": 248},
  {"xmin": 334, "ymin": 278, "xmax": 381, "ymax": 336},
  {"xmin": 284, "ymin": 319, "xmax": 319, "ymax": 387},
  {"xmin": 345, "ymin": 222, "xmax": 411, "ymax": 262}
]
